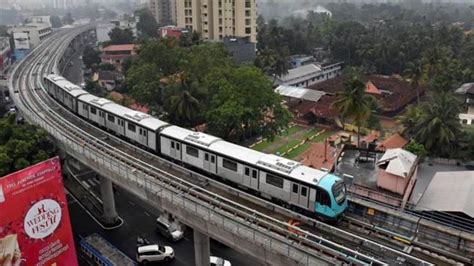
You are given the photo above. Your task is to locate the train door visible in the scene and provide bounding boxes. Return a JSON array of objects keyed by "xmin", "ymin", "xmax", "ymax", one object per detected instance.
[
  {"xmin": 290, "ymin": 183, "xmax": 299, "ymax": 206},
  {"xmin": 243, "ymin": 167, "xmax": 251, "ymax": 187},
  {"xmin": 203, "ymin": 153, "xmax": 216, "ymax": 173},
  {"xmin": 170, "ymin": 140, "xmax": 181, "ymax": 161},
  {"xmin": 299, "ymin": 185, "xmax": 309, "ymax": 209},
  {"xmin": 250, "ymin": 169, "xmax": 258, "ymax": 190}
]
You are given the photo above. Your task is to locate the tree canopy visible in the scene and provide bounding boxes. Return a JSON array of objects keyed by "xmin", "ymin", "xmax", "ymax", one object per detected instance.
[
  {"xmin": 126, "ymin": 39, "xmax": 291, "ymax": 142},
  {"xmin": 50, "ymin": 15, "xmax": 62, "ymax": 28},
  {"xmin": 107, "ymin": 28, "xmax": 135, "ymax": 45},
  {"xmin": 135, "ymin": 8, "xmax": 159, "ymax": 39},
  {"xmin": 0, "ymin": 115, "xmax": 56, "ymax": 176}
]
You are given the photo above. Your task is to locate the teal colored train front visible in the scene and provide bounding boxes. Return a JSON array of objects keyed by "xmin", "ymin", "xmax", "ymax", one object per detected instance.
[{"xmin": 315, "ymin": 173, "xmax": 348, "ymax": 221}]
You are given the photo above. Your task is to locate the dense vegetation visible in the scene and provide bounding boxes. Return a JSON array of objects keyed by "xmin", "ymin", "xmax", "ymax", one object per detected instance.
[
  {"xmin": 125, "ymin": 39, "xmax": 291, "ymax": 142},
  {"xmin": 0, "ymin": 115, "xmax": 56, "ymax": 176}
]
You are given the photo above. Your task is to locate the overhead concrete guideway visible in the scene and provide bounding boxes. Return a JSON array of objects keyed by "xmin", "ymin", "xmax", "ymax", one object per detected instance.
[{"xmin": 10, "ymin": 25, "xmax": 389, "ymax": 266}]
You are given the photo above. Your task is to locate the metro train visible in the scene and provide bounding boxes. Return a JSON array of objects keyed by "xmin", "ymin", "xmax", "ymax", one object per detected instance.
[{"xmin": 43, "ymin": 74, "xmax": 348, "ymax": 221}]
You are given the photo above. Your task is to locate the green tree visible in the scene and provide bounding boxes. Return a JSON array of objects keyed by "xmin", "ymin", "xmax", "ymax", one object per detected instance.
[
  {"xmin": 332, "ymin": 77, "xmax": 377, "ymax": 147},
  {"xmin": 0, "ymin": 115, "xmax": 56, "ymax": 176},
  {"xmin": 404, "ymin": 141, "xmax": 428, "ymax": 158},
  {"xmin": 108, "ymin": 27, "xmax": 135, "ymax": 45},
  {"xmin": 135, "ymin": 8, "xmax": 159, "ymax": 39},
  {"xmin": 164, "ymin": 82, "xmax": 200, "ymax": 127},
  {"xmin": 411, "ymin": 92, "xmax": 462, "ymax": 157},
  {"xmin": 397, "ymin": 105, "xmax": 423, "ymax": 139},
  {"xmin": 50, "ymin": 15, "xmax": 63, "ymax": 28},
  {"xmin": 271, "ymin": 47, "xmax": 291, "ymax": 84},
  {"xmin": 83, "ymin": 46, "xmax": 101, "ymax": 69},
  {"xmin": 404, "ymin": 60, "xmax": 426, "ymax": 103},
  {"xmin": 205, "ymin": 66, "xmax": 291, "ymax": 141}
]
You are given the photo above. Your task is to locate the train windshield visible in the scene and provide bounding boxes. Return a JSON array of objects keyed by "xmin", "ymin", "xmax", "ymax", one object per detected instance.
[{"xmin": 332, "ymin": 180, "xmax": 346, "ymax": 205}]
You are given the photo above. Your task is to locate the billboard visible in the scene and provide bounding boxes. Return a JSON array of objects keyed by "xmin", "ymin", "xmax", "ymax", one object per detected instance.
[{"xmin": 0, "ymin": 157, "xmax": 77, "ymax": 266}]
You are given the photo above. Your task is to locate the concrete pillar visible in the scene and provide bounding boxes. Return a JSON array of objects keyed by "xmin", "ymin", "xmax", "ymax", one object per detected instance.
[
  {"xmin": 193, "ymin": 230, "xmax": 210, "ymax": 266},
  {"xmin": 99, "ymin": 176, "xmax": 118, "ymax": 225}
]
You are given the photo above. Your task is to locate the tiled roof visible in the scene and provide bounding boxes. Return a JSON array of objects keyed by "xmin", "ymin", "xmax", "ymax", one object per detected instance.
[
  {"xmin": 377, "ymin": 133, "xmax": 408, "ymax": 150},
  {"xmin": 308, "ymin": 75, "xmax": 423, "ymax": 114},
  {"xmin": 310, "ymin": 95, "xmax": 338, "ymax": 119},
  {"xmin": 102, "ymin": 44, "xmax": 136, "ymax": 52}
]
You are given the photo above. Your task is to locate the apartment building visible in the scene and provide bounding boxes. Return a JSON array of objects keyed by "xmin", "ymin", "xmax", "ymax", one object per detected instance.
[
  {"xmin": 176, "ymin": 0, "xmax": 257, "ymax": 43},
  {"xmin": 149, "ymin": 0, "xmax": 177, "ymax": 25},
  {"xmin": 10, "ymin": 23, "xmax": 52, "ymax": 49}
]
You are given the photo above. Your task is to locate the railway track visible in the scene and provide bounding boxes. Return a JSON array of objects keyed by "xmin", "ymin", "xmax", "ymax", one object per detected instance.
[{"xmin": 11, "ymin": 25, "xmax": 468, "ymax": 265}]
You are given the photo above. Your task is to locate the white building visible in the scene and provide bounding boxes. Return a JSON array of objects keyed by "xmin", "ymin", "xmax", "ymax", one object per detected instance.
[
  {"xmin": 96, "ymin": 23, "xmax": 115, "ymax": 43},
  {"xmin": 455, "ymin": 83, "xmax": 474, "ymax": 125},
  {"xmin": 273, "ymin": 62, "xmax": 343, "ymax": 88},
  {"xmin": 149, "ymin": 0, "xmax": 176, "ymax": 25},
  {"xmin": 10, "ymin": 23, "xmax": 52, "ymax": 49}
]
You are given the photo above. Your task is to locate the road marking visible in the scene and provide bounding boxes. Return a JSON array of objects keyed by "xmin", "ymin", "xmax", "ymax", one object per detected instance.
[
  {"xmin": 144, "ymin": 211, "xmax": 151, "ymax": 217},
  {"xmin": 81, "ymin": 180, "xmax": 91, "ymax": 189}
]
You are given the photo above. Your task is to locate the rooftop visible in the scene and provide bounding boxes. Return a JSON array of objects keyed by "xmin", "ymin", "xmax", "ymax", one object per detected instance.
[
  {"xmin": 309, "ymin": 74, "xmax": 422, "ymax": 114},
  {"xmin": 276, "ymin": 64, "xmax": 322, "ymax": 83},
  {"xmin": 376, "ymin": 133, "xmax": 408, "ymax": 151},
  {"xmin": 455, "ymin": 83, "xmax": 474, "ymax": 95},
  {"xmin": 102, "ymin": 44, "xmax": 136, "ymax": 52},
  {"xmin": 415, "ymin": 171, "xmax": 474, "ymax": 218},
  {"xmin": 377, "ymin": 148, "xmax": 417, "ymax": 178},
  {"xmin": 275, "ymin": 85, "xmax": 326, "ymax": 102}
]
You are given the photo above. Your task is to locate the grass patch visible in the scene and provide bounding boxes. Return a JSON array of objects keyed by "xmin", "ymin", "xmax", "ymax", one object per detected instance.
[
  {"xmin": 309, "ymin": 131, "xmax": 334, "ymax": 143},
  {"xmin": 285, "ymin": 142, "xmax": 311, "ymax": 159},
  {"xmin": 252, "ymin": 137, "xmax": 280, "ymax": 151},
  {"xmin": 274, "ymin": 139, "xmax": 302, "ymax": 155}
]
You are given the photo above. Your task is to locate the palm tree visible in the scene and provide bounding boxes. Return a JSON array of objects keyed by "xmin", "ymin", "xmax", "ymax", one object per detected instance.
[
  {"xmin": 167, "ymin": 82, "xmax": 200, "ymax": 127},
  {"xmin": 271, "ymin": 47, "xmax": 291, "ymax": 84},
  {"xmin": 412, "ymin": 92, "xmax": 462, "ymax": 157},
  {"xmin": 397, "ymin": 105, "xmax": 423, "ymax": 139},
  {"xmin": 332, "ymin": 77, "xmax": 377, "ymax": 147},
  {"xmin": 404, "ymin": 60, "xmax": 426, "ymax": 103}
]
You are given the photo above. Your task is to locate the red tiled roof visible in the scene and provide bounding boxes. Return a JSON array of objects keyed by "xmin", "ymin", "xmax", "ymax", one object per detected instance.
[
  {"xmin": 467, "ymin": 85, "xmax": 474, "ymax": 95},
  {"xmin": 376, "ymin": 133, "xmax": 408, "ymax": 150},
  {"xmin": 365, "ymin": 80, "xmax": 382, "ymax": 95},
  {"xmin": 102, "ymin": 44, "xmax": 137, "ymax": 52},
  {"xmin": 308, "ymin": 75, "xmax": 424, "ymax": 114},
  {"xmin": 310, "ymin": 95, "xmax": 338, "ymax": 119}
]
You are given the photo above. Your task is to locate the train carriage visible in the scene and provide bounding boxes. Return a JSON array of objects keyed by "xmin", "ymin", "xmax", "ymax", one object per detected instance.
[{"xmin": 44, "ymin": 74, "xmax": 88, "ymax": 112}]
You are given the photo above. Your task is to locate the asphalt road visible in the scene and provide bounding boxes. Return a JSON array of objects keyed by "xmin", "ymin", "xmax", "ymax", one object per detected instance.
[{"xmin": 67, "ymin": 174, "xmax": 259, "ymax": 266}]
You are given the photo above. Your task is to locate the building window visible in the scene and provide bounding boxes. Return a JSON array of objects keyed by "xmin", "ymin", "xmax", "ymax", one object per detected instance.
[
  {"xmin": 245, "ymin": 27, "xmax": 251, "ymax": 34},
  {"xmin": 222, "ymin": 158, "xmax": 237, "ymax": 172},
  {"xmin": 128, "ymin": 123, "xmax": 136, "ymax": 132},
  {"xmin": 266, "ymin": 174, "xmax": 283, "ymax": 189},
  {"xmin": 186, "ymin": 146, "xmax": 199, "ymax": 157}
]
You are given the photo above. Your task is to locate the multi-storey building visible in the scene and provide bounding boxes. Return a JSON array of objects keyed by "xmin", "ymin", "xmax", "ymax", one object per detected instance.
[
  {"xmin": 176, "ymin": 0, "xmax": 257, "ymax": 43},
  {"xmin": 149, "ymin": 0, "xmax": 177, "ymax": 25},
  {"xmin": 10, "ymin": 23, "xmax": 52, "ymax": 49}
]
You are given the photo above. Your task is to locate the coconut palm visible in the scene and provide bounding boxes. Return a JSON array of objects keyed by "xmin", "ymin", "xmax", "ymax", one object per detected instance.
[
  {"xmin": 412, "ymin": 92, "xmax": 462, "ymax": 157},
  {"xmin": 332, "ymin": 76, "xmax": 377, "ymax": 147},
  {"xmin": 166, "ymin": 82, "xmax": 200, "ymax": 127},
  {"xmin": 271, "ymin": 47, "xmax": 291, "ymax": 84},
  {"xmin": 404, "ymin": 60, "xmax": 426, "ymax": 103}
]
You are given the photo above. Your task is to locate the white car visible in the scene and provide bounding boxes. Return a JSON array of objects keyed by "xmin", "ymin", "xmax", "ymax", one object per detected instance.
[
  {"xmin": 210, "ymin": 256, "xmax": 231, "ymax": 266},
  {"xmin": 136, "ymin": 244, "xmax": 174, "ymax": 264},
  {"xmin": 156, "ymin": 216, "xmax": 185, "ymax": 242}
]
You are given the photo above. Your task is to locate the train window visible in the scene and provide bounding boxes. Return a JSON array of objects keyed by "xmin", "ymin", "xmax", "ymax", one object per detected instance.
[
  {"xmin": 266, "ymin": 174, "xmax": 283, "ymax": 189},
  {"xmin": 107, "ymin": 114, "xmax": 115, "ymax": 122},
  {"xmin": 139, "ymin": 128, "xmax": 142, "ymax": 135},
  {"xmin": 222, "ymin": 158, "xmax": 237, "ymax": 172},
  {"xmin": 316, "ymin": 188, "xmax": 331, "ymax": 207},
  {"xmin": 245, "ymin": 167, "xmax": 250, "ymax": 176},
  {"xmin": 252, "ymin": 170, "xmax": 257, "ymax": 179},
  {"xmin": 292, "ymin": 184, "xmax": 298, "ymax": 193},
  {"xmin": 128, "ymin": 123, "xmax": 136, "ymax": 132},
  {"xmin": 90, "ymin": 107, "xmax": 97, "ymax": 114},
  {"xmin": 205, "ymin": 154, "xmax": 209, "ymax": 161},
  {"xmin": 144, "ymin": 130, "xmax": 147, "ymax": 137},
  {"xmin": 186, "ymin": 146, "xmax": 199, "ymax": 157},
  {"xmin": 82, "ymin": 104, "xmax": 87, "ymax": 110},
  {"xmin": 211, "ymin": 155, "xmax": 215, "ymax": 163},
  {"xmin": 301, "ymin": 187, "xmax": 307, "ymax": 197},
  {"xmin": 171, "ymin": 141, "xmax": 175, "ymax": 148},
  {"xmin": 176, "ymin": 143, "xmax": 180, "ymax": 150}
]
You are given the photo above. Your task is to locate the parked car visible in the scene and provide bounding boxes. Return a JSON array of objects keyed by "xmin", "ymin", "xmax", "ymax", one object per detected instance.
[
  {"xmin": 210, "ymin": 256, "xmax": 231, "ymax": 266},
  {"xmin": 136, "ymin": 244, "xmax": 174, "ymax": 264},
  {"xmin": 156, "ymin": 216, "xmax": 185, "ymax": 242}
]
